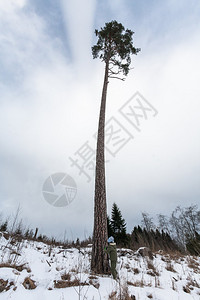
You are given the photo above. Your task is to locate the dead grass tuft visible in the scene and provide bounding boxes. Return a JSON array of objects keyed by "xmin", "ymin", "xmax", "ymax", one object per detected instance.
[
  {"xmin": 22, "ymin": 277, "xmax": 36, "ymax": 290},
  {"xmin": 0, "ymin": 279, "xmax": 14, "ymax": 292},
  {"xmin": 166, "ymin": 262, "xmax": 176, "ymax": 273},
  {"xmin": 89, "ymin": 279, "xmax": 100, "ymax": 289},
  {"xmin": 0, "ymin": 262, "xmax": 30, "ymax": 273},
  {"xmin": 186, "ymin": 257, "xmax": 200, "ymax": 273},
  {"xmin": 186, "ymin": 277, "xmax": 200, "ymax": 288},
  {"xmin": 108, "ymin": 285, "xmax": 136, "ymax": 300},
  {"xmin": 133, "ymin": 268, "xmax": 140, "ymax": 274},
  {"xmin": 127, "ymin": 279, "xmax": 148, "ymax": 288},
  {"xmin": 147, "ymin": 259, "xmax": 159, "ymax": 276},
  {"xmin": 88, "ymin": 275, "xmax": 98, "ymax": 280},
  {"xmin": 183, "ymin": 285, "xmax": 191, "ymax": 293},
  {"xmin": 61, "ymin": 272, "xmax": 71, "ymax": 281},
  {"xmin": 54, "ymin": 279, "xmax": 89, "ymax": 289},
  {"xmin": 108, "ymin": 290, "xmax": 117, "ymax": 299}
]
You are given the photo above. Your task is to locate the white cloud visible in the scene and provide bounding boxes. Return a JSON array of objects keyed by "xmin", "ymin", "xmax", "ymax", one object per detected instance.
[
  {"xmin": 0, "ymin": 0, "xmax": 26, "ymax": 12},
  {"xmin": 60, "ymin": 0, "xmax": 97, "ymax": 71}
]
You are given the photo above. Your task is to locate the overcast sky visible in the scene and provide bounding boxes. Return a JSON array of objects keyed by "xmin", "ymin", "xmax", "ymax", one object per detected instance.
[{"xmin": 0, "ymin": 0, "xmax": 200, "ymax": 240}]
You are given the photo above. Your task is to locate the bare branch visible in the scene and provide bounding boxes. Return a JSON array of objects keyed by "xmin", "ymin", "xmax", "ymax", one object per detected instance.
[{"xmin": 108, "ymin": 75, "xmax": 125, "ymax": 81}]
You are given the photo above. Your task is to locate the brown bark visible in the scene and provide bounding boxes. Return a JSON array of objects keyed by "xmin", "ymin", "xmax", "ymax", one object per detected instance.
[{"xmin": 91, "ymin": 60, "xmax": 110, "ymax": 274}]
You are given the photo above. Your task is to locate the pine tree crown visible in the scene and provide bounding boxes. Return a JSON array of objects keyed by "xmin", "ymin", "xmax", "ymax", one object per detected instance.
[{"xmin": 92, "ymin": 20, "xmax": 140, "ymax": 76}]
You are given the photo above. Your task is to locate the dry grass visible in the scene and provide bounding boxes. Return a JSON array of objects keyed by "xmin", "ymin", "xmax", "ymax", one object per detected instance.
[
  {"xmin": 69, "ymin": 268, "xmax": 77, "ymax": 273},
  {"xmin": 88, "ymin": 275, "xmax": 100, "ymax": 289},
  {"xmin": 108, "ymin": 290, "xmax": 117, "ymax": 299},
  {"xmin": 0, "ymin": 262, "xmax": 30, "ymax": 273},
  {"xmin": 133, "ymin": 267, "xmax": 140, "ymax": 274},
  {"xmin": 183, "ymin": 285, "xmax": 191, "ymax": 293},
  {"xmin": 147, "ymin": 270, "xmax": 158, "ymax": 277},
  {"xmin": 54, "ymin": 279, "xmax": 89, "ymax": 289},
  {"xmin": 89, "ymin": 279, "xmax": 100, "ymax": 289},
  {"xmin": 171, "ymin": 278, "xmax": 177, "ymax": 291},
  {"xmin": 108, "ymin": 285, "xmax": 136, "ymax": 300},
  {"xmin": 166, "ymin": 262, "xmax": 176, "ymax": 273},
  {"xmin": 154, "ymin": 276, "xmax": 160, "ymax": 288},
  {"xmin": 88, "ymin": 275, "xmax": 98, "ymax": 280},
  {"xmin": 127, "ymin": 279, "xmax": 151, "ymax": 288},
  {"xmin": 160, "ymin": 251, "xmax": 184, "ymax": 263},
  {"xmin": 147, "ymin": 259, "xmax": 159, "ymax": 276},
  {"xmin": 186, "ymin": 257, "xmax": 200, "ymax": 273},
  {"xmin": 22, "ymin": 277, "xmax": 36, "ymax": 290},
  {"xmin": 0, "ymin": 279, "xmax": 14, "ymax": 292},
  {"xmin": 61, "ymin": 272, "xmax": 71, "ymax": 281},
  {"xmin": 186, "ymin": 277, "xmax": 200, "ymax": 289}
]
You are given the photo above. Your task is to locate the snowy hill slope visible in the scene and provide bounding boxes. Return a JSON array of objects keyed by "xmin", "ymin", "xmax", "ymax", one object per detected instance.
[{"xmin": 0, "ymin": 234, "xmax": 199, "ymax": 300}]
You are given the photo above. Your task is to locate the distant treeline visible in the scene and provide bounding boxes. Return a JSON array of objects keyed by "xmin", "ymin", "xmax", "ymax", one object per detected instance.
[
  {"xmin": 107, "ymin": 203, "xmax": 200, "ymax": 255},
  {"xmin": 129, "ymin": 226, "xmax": 180, "ymax": 252},
  {"xmin": 0, "ymin": 203, "xmax": 199, "ymax": 255}
]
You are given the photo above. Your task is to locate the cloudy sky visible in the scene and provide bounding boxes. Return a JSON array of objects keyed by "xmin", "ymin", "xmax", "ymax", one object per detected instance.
[{"xmin": 0, "ymin": 0, "xmax": 200, "ymax": 240}]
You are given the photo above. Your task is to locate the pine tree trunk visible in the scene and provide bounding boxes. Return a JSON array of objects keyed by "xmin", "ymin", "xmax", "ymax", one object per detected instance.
[{"xmin": 91, "ymin": 60, "xmax": 110, "ymax": 274}]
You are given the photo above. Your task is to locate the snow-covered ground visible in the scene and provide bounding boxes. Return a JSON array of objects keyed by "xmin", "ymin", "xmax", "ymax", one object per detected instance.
[{"xmin": 0, "ymin": 234, "xmax": 199, "ymax": 300}]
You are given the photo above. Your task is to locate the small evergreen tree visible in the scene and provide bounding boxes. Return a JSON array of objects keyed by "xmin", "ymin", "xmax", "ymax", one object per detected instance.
[{"xmin": 110, "ymin": 203, "xmax": 128, "ymax": 246}]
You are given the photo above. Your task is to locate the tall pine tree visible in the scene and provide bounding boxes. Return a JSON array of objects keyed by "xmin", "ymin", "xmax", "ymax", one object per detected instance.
[{"xmin": 91, "ymin": 21, "xmax": 140, "ymax": 274}]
